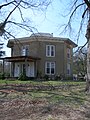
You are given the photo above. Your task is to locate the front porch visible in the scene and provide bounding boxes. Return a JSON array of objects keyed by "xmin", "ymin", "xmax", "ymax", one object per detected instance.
[{"xmin": 0, "ymin": 56, "xmax": 41, "ymax": 78}]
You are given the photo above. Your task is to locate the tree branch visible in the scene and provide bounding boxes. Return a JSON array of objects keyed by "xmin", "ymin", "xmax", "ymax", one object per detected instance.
[
  {"xmin": 60, "ymin": 3, "xmax": 85, "ymax": 36},
  {"xmin": 82, "ymin": 8, "xmax": 88, "ymax": 18},
  {"xmin": 0, "ymin": 0, "xmax": 51, "ymax": 37},
  {"xmin": 3, "ymin": 0, "xmax": 22, "ymax": 27},
  {"xmin": 0, "ymin": 1, "xmax": 15, "ymax": 9},
  {"xmin": 84, "ymin": 0, "xmax": 90, "ymax": 8},
  {"xmin": 7, "ymin": 21, "xmax": 37, "ymax": 32},
  {"xmin": 69, "ymin": 3, "xmax": 85, "ymax": 21},
  {"xmin": 0, "ymin": 0, "xmax": 22, "ymax": 35}
]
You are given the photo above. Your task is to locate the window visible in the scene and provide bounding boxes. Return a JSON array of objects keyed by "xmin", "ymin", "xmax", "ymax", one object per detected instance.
[
  {"xmin": 46, "ymin": 45, "xmax": 55, "ymax": 57},
  {"xmin": 67, "ymin": 63, "xmax": 71, "ymax": 75},
  {"xmin": 89, "ymin": 58, "xmax": 90, "ymax": 64},
  {"xmin": 45, "ymin": 62, "xmax": 55, "ymax": 75},
  {"xmin": 67, "ymin": 48, "xmax": 70, "ymax": 58},
  {"xmin": 21, "ymin": 45, "xmax": 29, "ymax": 56}
]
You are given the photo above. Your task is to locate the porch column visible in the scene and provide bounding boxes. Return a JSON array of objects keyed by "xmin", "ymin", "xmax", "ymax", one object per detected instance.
[
  {"xmin": 2, "ymin": 59, "xmax": 4, "ymax": 74},
  {"xmin": 20, "ymin": 63, "xmax": 22, "ymax": 74},
  {"xmin": 25, "ymin": 57, "xmax": 27, "ymax": 76},
  {"xmin": 35, "ymin": 61, "xmax": 37, "ymax": 77},
  {"xmin": 10, "ymin": 62, "xmax": 14, "ymax": 77}
]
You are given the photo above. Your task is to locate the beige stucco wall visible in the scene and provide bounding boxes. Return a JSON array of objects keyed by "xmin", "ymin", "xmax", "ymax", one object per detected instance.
[
  {"xmin": 63, "ymin": 42, "xmax": 73, "ymax": 77},
  {"xmin": 9, "ymin": 36, "xmax": 74, "ymax": 77}
]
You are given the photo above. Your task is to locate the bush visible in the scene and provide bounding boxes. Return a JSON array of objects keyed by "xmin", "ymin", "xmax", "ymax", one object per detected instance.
[
  {"xmin": 5, "ymin": 73, "xmax": 10, "ymax": 78},
  {"xmin": 0, "ymin": 73, "xmax": 5, "ymax": 79},
  {"xmin": 18, "ymin": 72, "xmax": 28, "ymax": 81},
  {"xmin": 44, "ymin": 75, "xmax": 49, "ymax": 80},
  {"xmin": 65, "ymin": 76, "xmax": 73, "ymax": 81},
  {"xmin": 55, "ymin": 74, "xmax": 65, "ymax": 81},
  {"xmin": 55, "ymin": 75, "xmax": 61, "ymax": 80},
  {"xmin": 37, "ymin": 70, "xmax": 42, "ymax": 79}
]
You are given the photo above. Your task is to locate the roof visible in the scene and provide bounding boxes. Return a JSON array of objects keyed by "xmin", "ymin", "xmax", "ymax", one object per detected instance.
[
  {"xmin": 7, "ymin": 33, "xmax": 77, "ymax": 48},
  {"xmin": 64, "ymin": 39, "xmax": 77, "ymax": 48},
  {"xmin": 0, "ymin": 56, "xmax": 41, "ymax": 62},
  {"xmin": 31, "ymin": 33, "xmax": 53, "ymax": 37}
]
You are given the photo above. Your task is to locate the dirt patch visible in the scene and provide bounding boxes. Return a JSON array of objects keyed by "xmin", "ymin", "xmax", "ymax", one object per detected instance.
[
  {"xmin": 0, "ymin": 98, "xmax": 88, "ymax": 120},
  {"xmin": 0, "ymin": 83, "xmax": 90, "ymax": 120}
]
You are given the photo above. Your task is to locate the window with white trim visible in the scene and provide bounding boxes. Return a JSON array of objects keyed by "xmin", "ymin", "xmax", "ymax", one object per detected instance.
[
  {"xmin": 21, "ymin": 45, "xmax": 29, "ymax": 56},
  {"xmin": 67, "ymin": 48, "xmax": 70, "ymax": 58},
  {"xmin": 46, "ymin": 45, "xmax": 55, "ymax": 57},
  {"xmin": 67, "ymin": 63, "xmax": 71, "ymax": 75},
  {"xmin": 45, "ymin": 62, "xmax": 55, "ymax": 75}
]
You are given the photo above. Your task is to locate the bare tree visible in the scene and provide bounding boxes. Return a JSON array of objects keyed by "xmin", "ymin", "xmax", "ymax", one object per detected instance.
[
  {"xmin": 73, "ymin": 47, "xmax": 87, "ymax": 79},
  {"xmin": 0, "ymin": 0, "xmax": 51, "ymax": 39},
  {"xmin": 62, "ymin": 0, "xmax": 90, "ymax": 93}
]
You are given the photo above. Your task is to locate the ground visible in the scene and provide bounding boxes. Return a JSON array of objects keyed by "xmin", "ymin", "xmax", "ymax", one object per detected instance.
[{"xmin": 0, "ymin": 80, "xmax": 90, "ymax": 120}]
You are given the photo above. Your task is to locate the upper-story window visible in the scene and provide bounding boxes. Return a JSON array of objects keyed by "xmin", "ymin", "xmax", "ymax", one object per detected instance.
[
  {"xmin": 46, "ymin": 45, "xmax": 55, "ymax": 57},
  {"xmin": 21, "ymin": 45, "xmax": 29, "ymax": 56},
  {"xmin": 67, "ymin": 48, "xmax": 71, "ymax": 58}
]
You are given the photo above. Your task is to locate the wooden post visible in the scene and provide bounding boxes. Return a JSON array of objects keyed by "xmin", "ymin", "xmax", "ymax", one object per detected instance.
[
  {"xmin": 2, "ymin": 59, "xmax": 4, "ymax": 75},
  {"xmin": 25, "ymin": 57, "xmax": 27, "ymax": 76}
]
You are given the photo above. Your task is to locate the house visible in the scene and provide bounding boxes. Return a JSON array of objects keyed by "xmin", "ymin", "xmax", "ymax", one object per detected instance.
[{"xmin": 2, "ymin": 33, "xmax": 77, "ymax": 79}]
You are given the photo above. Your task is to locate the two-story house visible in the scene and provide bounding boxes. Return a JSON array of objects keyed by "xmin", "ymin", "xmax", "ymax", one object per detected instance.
[{"xmin": 4, "ymin": 33, "xmax": 77, "ymax": 78}]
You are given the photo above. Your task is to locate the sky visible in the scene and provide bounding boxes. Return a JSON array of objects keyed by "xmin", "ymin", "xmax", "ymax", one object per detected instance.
[{"xmin": 0, "ymin": 0, "xmax": 87, "ymax": 57}]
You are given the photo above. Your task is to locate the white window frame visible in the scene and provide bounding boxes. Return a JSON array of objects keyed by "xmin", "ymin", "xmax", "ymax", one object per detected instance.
[
  {"xmin": 21, "ymin": 45, "xmax": 29, "ymax": 56},
  {"xmin": 67, "ymin": 63, "xmax": 71, "ymax": 75},
  {"xmin": 45, "ymin": 62, "xmax": 55, "ymax": 75},
  {"xmin": 46, "ymin": 45, "xmax": 55, "ymax": 57},
  {"xmin": 67, "ymin": 48, "xmax": 71, "ymax": 58}
]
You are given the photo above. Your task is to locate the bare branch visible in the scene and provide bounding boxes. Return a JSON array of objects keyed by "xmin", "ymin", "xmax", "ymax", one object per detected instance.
[
  {"xmin": 0, "ymin": 1, "xmax": 15, "ymax": 9},
  {"xmin": 70, "ymin": 0, "xmax": 80, "ymax": 12},
  {"xmin": 82, "ymin": 8, "xmax": 88, "ymax": 18},
  {"xmin": 69, "ymin": 3, "xmax": 85, "ymax": 21},
  {"xmin": 3, "ymin": 0, "xmax": 22, "ymax": 26},
  {"xmin": 60, "ymin": 2, "xmax": 85, "ymax": 35},
  {"xmin": 76, "ymin": 18, "xmax": 85, "ymax": 44},
  {"xmin": 73, "ymin": 41, "xmax": 88, "ymax": 55},
  {"xmin": 0, "ymin": 0, "xmax": 22, "ymax": 35},
  {"xmin": 7, "ymin": 20, "xmax": 37, "ymax": 33},
  {"xmin": 5, "ymin": 30, "xmax": 24, "ymax": 50},
  {"xmin": 84, "ymin": 0, "xmax": 90, "ymax": 8},
  {"xmin": 17, "ymin": 6, "xmax": 25, "ymax": 22},
  {"xmin": 12, "ymin": 2, "xmax": 25, "ymax": 22}
]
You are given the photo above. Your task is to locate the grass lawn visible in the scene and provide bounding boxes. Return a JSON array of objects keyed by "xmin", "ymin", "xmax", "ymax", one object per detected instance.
[
  {"xmin": 0, "ymin": 79, "xmax": 85, "ymax": 85},
  {"xmin": 0, "ymin": 79, "xmax": 90, "ymax": 120},
  {"xmin": 0, "ymin": 79, "xmax": 88, "ymax": 105}
]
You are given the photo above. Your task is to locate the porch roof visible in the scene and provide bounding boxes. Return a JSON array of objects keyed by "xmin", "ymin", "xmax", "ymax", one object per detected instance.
[{"xmin": 0, "ymin": 56, "xmax": 41, "ymax": 62}]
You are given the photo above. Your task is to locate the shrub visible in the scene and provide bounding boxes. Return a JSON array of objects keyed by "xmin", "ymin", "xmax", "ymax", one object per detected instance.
[
  {"xmin": 55, "ymin": 74, "xmax": 65, "ymax": 81},
  {"xmin": 18, "ymin": 72, "xmax": 28, "ymax": 81},
  {"xmin": 0, "ymin": 73, "xmax": 5, "ymax": 79},
  {"xmin": 37, "ymin": 70, "xmax": 42, "ymax": 79},
  {"xmin": 5, "ymin": 73, "xmax": 10, "ymax": 78},
  {"xmin": 55, "ymin": 75, "xmax": 61, "ymax": 80},
  {"xmin": 65, "ymin": 76, "xmax": 73, "ymax": 81},
  {"xmin": 44, "ymin": 75, "xmax": 49, "ymax": 80}
]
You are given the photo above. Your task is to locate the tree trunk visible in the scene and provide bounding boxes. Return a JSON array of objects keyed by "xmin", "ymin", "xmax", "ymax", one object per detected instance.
[
  {"xmin": 86, "ymin": 43, "xmax": 90, "ymax": 92},
  {"xmin": 85, "ymin": 20, "xmax": 90, "ymax": 93}
]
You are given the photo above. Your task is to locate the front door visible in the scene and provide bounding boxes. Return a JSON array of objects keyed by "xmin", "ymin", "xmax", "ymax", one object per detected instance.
[
  {"xmin": 14, "ymin": 62, "xmax": 35, "ymax": 77},
  {"xmin": 26, "ymin": 62, "xmax": 35, "ymax": 77},
  {"xmin": 14, "ymin": 63, "xmax": 20, "ymax": 77}
]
